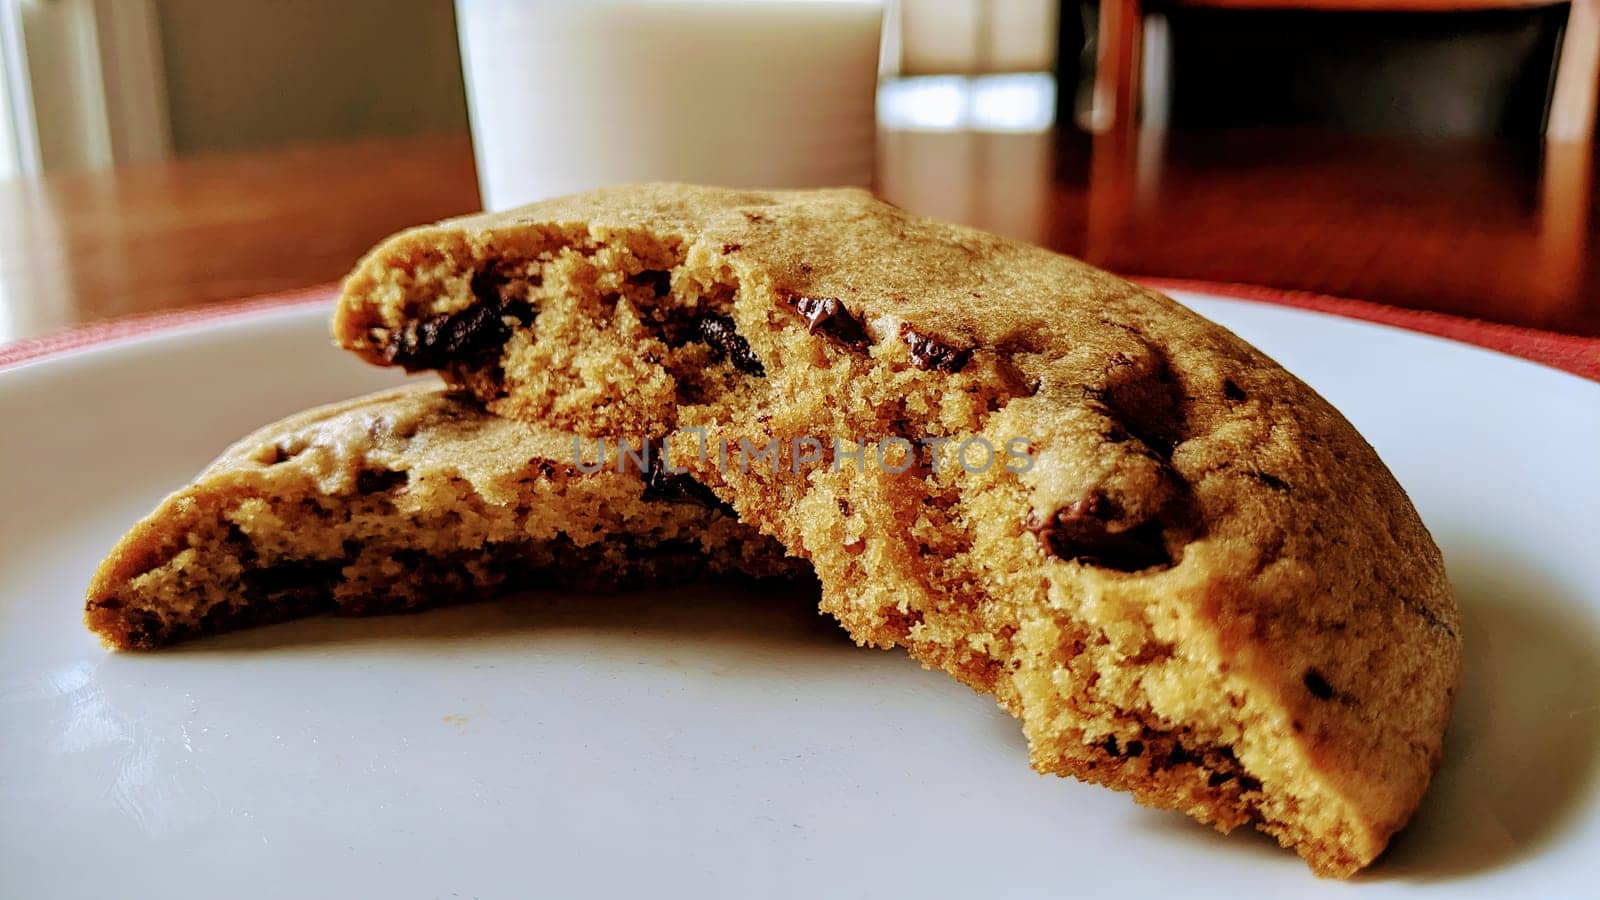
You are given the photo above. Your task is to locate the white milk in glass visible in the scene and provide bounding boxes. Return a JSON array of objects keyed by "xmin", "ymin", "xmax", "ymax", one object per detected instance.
[{"xmin": 456, "ymin": 0, "xmax": 884, "ymax": 210}]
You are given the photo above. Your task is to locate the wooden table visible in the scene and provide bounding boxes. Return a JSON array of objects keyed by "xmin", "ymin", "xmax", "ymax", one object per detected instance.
[{"xmin": 2, "ymin": 128, "xmax": 1596, "ymax": 344}]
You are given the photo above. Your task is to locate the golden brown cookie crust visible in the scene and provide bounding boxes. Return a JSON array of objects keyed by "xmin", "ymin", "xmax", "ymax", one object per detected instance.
[{"xmin": 333, "ymin": 184, "xmax": 1461, "ymax": 877}]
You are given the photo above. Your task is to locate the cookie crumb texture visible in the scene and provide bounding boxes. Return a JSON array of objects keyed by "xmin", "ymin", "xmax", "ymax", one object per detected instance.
[
  {"xmin": 85, "ymin": 386, "xmax": 803, "ymax": 650},
  {"xmin": 335, "ymin": 184, "xmax": 1461, "ymax": 877}
]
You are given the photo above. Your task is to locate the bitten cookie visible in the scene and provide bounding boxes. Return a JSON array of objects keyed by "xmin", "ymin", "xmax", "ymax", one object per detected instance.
[
  {"xmin": 333, "ymin": 184, "xmax": 1461, "ymax": 877},
  {"xmin": 85, "ymin": 384, "xmax": 802, "ymax": 649}
]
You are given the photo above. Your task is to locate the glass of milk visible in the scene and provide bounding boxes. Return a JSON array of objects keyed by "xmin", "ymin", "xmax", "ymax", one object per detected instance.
[{"xmin": 456, "ymin": 0, "xmax": 885, "ymax": 210}]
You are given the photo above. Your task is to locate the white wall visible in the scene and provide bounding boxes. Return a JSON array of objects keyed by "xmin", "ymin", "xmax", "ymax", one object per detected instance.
[{"xmin": 0, "ymin": 16, "xmax": 16, "ymax": 178}]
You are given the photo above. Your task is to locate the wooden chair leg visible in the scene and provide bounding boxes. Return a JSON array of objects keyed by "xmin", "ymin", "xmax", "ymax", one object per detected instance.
[
  {"xmin": 1538, "ymin": 0, "xmax": 1597, "ymax": 308},
  {"xmin": 1087, "ymin": 127, "xmax": 1137, "ymax": 266},
  {"xmin": 1093, "ymin": 0, "xmax": 1143, "ymax": 135},
  {"xmin": 1549, "ymin": 0, "xmax": 1600, "ymax": 142},
  {"xmin": 1534, "ymin": 139, "xmax": 1592, "ymax": 310}
]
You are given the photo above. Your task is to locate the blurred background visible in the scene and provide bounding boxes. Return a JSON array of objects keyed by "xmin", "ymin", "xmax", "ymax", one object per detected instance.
[{"xmin": 0, "ymin": 0, "xmax": 1595, "ymax": 342}]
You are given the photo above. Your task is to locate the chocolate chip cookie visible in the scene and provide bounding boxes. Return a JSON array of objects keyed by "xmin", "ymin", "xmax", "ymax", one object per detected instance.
[
  {"xmin": 85, "ymin": 384, "xmax": 802, "ymax": 650},
  {"xmin": 333, "ymin": 184, "xmax": 1461, "ymax": 877}
]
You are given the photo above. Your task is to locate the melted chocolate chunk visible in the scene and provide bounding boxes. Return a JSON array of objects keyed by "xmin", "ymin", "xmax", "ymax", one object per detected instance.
[
  {"xmin": 641, "ymin": 455, "xmax": 736, "ymax": 515},
  {"xmin": 901, "ymin": 324, "xmax": 973, "ymax": 373},
  {"xmin": 355, "ymin": 468, "xmax": 408, "ymax": 495},
  {"xmin": 1303, "ymin": 668, "xmax": 1335, "ymax": 700},
  {"xmin": 470, "ymin": 265, "xmax": 510, "ymax": 305},
  {"xmin": 1223, "ymin": 379, "xmax": 1247, "ymax": 402},
  {"xmin": 694, "ymin": 314, "xmax": 765, "ymax": 376},
  {"xmin": 627, "ymin": 269, "xmax": 673, "ymax": 298},
  {"xmin": 1030, "ymin": 492, "xmax": 1171, "ymax": 572},
  {"xmin": 383, "ymin": 298, "xmax": 536, "ymax": 372},
  {"xmin": 784, "ymin": 293, "xmax": 870, "ymax": 351},
  {"xmin": 241, "ymin": 557, "xmax": 348, "ymax": 598}
]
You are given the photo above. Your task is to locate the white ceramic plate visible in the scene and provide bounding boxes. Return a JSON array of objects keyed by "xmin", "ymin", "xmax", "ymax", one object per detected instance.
[{"xmin": 2, "ymin": 292, "xmax": 1597, "ymax": 899}]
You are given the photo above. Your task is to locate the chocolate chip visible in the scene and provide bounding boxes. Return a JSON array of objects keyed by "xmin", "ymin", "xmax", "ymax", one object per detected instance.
[
  {"xmin": 1029, "ymin": 492, "xmax": 1171, "ymax": 572},
  {"xmin": 242, "ymin": 557, "xmax": 347, "ymax": 598},
  {"xmin": 783, "ymin": 293, "xmax": 869, "ymax": 351},
  {"xmin": 901, "ymin": 324, "xmax": 972, "ymax": 373},
  {"xmin": 470, "ymin": 265, "xmax": 507, "ymax": 305},
  {"xmin": 383, "ymin": 298, "xmax": 536, "ymax": 372},
  {"xmin": 1223, "ymin": 379, "xmax": 1246, "ymax": 402},
  {"xmin": 721, "ymin": 242, "xmax": 743, "ymax": 254},
  {"xmin": 1246, "ymin": 471, "xmax": 1290, "ymax": 492},
  {"xmin": 1303, "ymin": 668, "xmax": 1335, "ymax": 700},
  {"xmin": 640, "ymin": 455, "xmax": 735, "ymax": 515},
  {"xmin": 355, "ymin": 468, "xmax": 408, "ymax": 494},
  {"xmin": 694, "ymin": 314, "xmax": 765, "ymax": 376},
  {"xmin": 1101, "ymin": 736, "xmax": 1122, "ymax": 757},
  {"xmin": 627, "ymin": 269, "xmax": 673, "ymax": 298},
  {"xmin": 1124, "ymin": 739, "xmax": 1144, "ymax": 758}
]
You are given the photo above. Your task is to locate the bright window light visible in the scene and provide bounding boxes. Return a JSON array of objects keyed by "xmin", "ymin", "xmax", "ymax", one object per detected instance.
[{"xmin": 878, "ymin": 72, "xmax": 1056, "ymax": 133}]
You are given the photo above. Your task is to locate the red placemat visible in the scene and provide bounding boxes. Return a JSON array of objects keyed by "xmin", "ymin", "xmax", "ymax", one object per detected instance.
[
  {"xmin": 0, "ymin": 284, "xmax": 338, "ymax": 372},
  {"xmin": 2, "ymin": 279, "xmax": 1597, "ymax": 382},
  {"xmin": 1140, "ymin": 277, "xmax": 1600, "ymax": 382}
]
